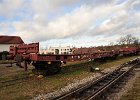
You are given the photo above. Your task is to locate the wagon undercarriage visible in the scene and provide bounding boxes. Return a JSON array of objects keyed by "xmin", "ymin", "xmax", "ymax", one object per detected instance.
[{"xmin": 32, "ymin": 61, "xmax": 62, "ymax": 75}]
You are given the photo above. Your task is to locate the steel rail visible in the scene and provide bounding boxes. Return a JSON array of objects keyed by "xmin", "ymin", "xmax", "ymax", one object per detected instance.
[
  {"xmin": 86, "ymin": 61, "xmax": 138, "ymax": 100},
  {"xmin": 0, "ymin": 61, "xmax": 17, "ymax": 64},
  {"xmin": 54, "ymin": 68, "xmax": 121, "ymax": 100},
  {"xmin": 54, "ymin": 58, "xmax": 140, "ymax": 100},
  {"xmin": 0, "ymin": 76, "xmax": 29, "ymax": 88}
]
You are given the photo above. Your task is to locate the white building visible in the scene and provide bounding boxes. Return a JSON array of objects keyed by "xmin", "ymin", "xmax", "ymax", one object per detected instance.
[
  {"xmin": 40, "ymin": 46, "xmax": 72, "ymax": 54},
  {"xmin": 0, "ymin": 36, "xmax": 24, "ymax": 52}
]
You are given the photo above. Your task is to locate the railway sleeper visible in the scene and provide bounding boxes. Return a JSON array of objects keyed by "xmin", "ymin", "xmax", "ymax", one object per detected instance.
[{"xmin": 53, "ymin": 58, "xmax": 140, "ymax": 100}]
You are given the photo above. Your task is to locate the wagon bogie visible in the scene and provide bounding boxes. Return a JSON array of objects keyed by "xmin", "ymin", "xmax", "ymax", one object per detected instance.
[{"xmin": 32, "ymin": 61, "xmax": 62, "ymax": 75}]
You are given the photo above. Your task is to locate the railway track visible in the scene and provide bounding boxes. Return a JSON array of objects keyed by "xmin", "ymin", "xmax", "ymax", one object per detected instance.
[
  {"xmin": 0, "ymin": 61, "xmax": 17, "ymax": 67},
  {"xmin": 0, "ymin": 61, "xmax": 16, "ymax": 64},
  {"xmin": 53, "ymin": 57, "xmax": 140, "ymax": 100},
  {"xmin": 0, "ymin": 76, "xmax": 29, "ymax": 88}
]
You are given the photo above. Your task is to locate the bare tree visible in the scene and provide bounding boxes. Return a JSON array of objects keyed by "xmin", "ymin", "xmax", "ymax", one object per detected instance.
[
  {"xmin": 118, "ymin": 37, "xmax": 126, "ymax": 45},
  {"xmin": 117, "ymin": 34, "xmax": 139, "ymax": 45},
  {"xmin": 125, "ymin": 34, "xmax": 133, "ymax": 44},
  {"xmin": 133, "ymin": 38, "xmax": 139, "ymax": 45},
  {"xmin": 109, "ymin": 42, "xmax": 114, "ymax": 46}
]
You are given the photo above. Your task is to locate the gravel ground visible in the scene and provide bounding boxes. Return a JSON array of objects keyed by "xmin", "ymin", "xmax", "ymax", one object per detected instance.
[
  {"xmin": 32, "ymin": 64, "xmax": 124, "ymax": 100},
  {"xmin": 33, "ymin": 58, "xmax": 140, "ymax": 100},
  {"xmin": 32, "ymin": 73, "xmax": 101, "ymax": 100},
  {"xmin": 106, "ymin": 67, "xmax": 140, "ymax": 100}
]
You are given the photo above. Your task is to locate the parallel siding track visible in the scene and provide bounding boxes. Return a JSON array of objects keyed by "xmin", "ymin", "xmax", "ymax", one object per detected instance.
[{"xmin": 0, "ymin": 76, "xmax": 29, "ymax": 88}]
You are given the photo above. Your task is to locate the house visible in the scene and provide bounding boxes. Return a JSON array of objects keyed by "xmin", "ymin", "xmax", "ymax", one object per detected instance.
[
  {"xmin": 0, "ymin": 35, "xmax": 24, "ymax": 52},
  {"xmin": 39, "ymin": 46, "xmax": 72, "ymax": 54}
]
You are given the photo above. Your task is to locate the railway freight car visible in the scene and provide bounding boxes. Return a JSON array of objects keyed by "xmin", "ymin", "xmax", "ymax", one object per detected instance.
[
  {"xmin": 8, "ymin": 42, "xmax": 73, "ymax": 75},
  {"xmin": 7, "ymin": 42, "xmax": 140, "ymax": 75},
  {"xmin": 119, "ymin": 47, "xmax": 139, "ymax": 56},
  {"xmin": 73, "ymin": 47, "xmax": 119, "ymax": 61}
]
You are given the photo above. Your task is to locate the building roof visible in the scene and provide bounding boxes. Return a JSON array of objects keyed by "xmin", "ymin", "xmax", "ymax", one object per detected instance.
[
  {"xmin": 49, "ymin": 46, "xmax": 70, "ymax": 49},
  {"xmin": 0, "ymin": 36, "xmax": 24, "ymax": 44}
]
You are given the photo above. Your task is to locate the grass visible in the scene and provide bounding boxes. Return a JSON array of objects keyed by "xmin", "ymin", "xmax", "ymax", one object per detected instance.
[
  {"xmin": 62, "ymin": 55, "xmax": 140, "ymax": 72},
  {"xmin": 98, "ymin": 56, "xmax": 140, "ymax": 70},
  {"xmin": 0, "ymin": 55, "xmax": 139, "ymax": 100}
]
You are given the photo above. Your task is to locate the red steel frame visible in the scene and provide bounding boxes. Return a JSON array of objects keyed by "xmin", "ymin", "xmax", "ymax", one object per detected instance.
[
  {"xmin": 8, "ymin": 42, "xmax": 139, "ymax": 71},
  {"xmin": 9, "ymin": 43, "xmax": 71, "ymax": 61},
  {"xmin": 9, "ymin": 43, "xmax": 74, "ymax": 71}
]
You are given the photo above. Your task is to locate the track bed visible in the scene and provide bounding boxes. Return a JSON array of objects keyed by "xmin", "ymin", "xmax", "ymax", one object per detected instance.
[{"xmin": 53, "ymin": 57, "xmax": 140, "ymax": 100}]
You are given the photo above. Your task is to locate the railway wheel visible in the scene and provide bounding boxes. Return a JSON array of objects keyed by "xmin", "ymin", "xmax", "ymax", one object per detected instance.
[
  {"xmin": 43, "ymin": 61, "xmax": 61, "ymax": 75},
  {"xmin": 32, "ymin": 61, "xmax": 62, "ymax": 75}
]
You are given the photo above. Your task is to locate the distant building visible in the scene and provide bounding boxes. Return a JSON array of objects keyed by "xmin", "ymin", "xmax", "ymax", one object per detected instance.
[
  {"xmin": 0, "ymin": 36, "xmax": 24, "ymax": 52},
  {"xmin": 40, "ymin": 46, "xmax": 72, "ymax": 54}
]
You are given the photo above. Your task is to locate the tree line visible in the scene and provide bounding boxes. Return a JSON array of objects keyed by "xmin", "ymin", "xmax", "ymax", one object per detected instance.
[
  {"xmin": 117, "ymin": 34, "xmax": 139, "ymax": 45},
  {"xmin": 109, "ymin": 34, "xmax": 140, "ymax": 46}
]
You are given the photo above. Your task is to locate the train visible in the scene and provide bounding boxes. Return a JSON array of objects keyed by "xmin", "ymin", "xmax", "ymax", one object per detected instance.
[{"xmin": 2, "ymin": 42, "xmax": 140, "ymax": 75}]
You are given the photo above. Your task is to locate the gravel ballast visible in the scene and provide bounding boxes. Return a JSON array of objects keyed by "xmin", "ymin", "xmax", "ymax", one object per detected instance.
[
  {"xmin": 33, "ymin": 65, "xmax": 123, "ymax": 100},
  {"xmin": 33, "ymin": 57, "xmax": 140, "ymax": 100}
]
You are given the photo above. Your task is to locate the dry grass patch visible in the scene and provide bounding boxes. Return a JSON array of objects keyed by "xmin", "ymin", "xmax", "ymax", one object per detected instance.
[
  {"xmin": 0, "ymin": 55, "xmax": 139, "ymax": 100},
  {"xmin": 98, "ymin": 56, "xmax": 140, "ymax": 70},
  {"xmin": 0, "ymin": 66, "xmax": 92, "ymax": 100}
]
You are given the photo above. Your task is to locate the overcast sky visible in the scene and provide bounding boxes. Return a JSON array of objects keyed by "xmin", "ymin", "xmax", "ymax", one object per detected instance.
[{"xmin": 0, "ymin": 0, "xmax": 140, "ymax": 48}]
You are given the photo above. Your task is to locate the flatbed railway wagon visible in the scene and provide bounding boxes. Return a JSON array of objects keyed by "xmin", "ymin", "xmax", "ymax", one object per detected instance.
[
  {"xmin": 73, "ymin": 48, "xmax": 119, "ymax": 61},
  {"xmin": 119, "ymin": 47, "xmax": 139, "ymax": 56},
  {"xmin": 9, "ymin": 42, "xmax": 73, "ymax": 75},
  {"xmin": 7, "ymin": 42, "xmax": 140, "ymax": 75}
]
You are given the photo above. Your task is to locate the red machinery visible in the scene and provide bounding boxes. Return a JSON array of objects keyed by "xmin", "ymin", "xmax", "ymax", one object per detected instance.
[
  {"xmin": 9, "ymin": 43, "xmax": 73, "ymax": 75},
  {"xmin": 8, "ymin": 43, "xmax": 139, "ymax": 75},
  {"xmin": 119, "ymin": 47, "xmax": 139, "ymax": 56},
  {"xmin": 73, "ymin": 49, "xmax": 119, "ymax": 61}
]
